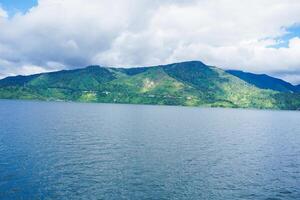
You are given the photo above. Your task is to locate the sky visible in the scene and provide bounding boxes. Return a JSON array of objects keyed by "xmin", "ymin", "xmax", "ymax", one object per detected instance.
[
  {"xmin": 0, "ymin": 0, "xmax": 37, "ymax": 16},
  {"xmin": 0, "ymin": 0, "xmax": 300, "ymax": 84}
]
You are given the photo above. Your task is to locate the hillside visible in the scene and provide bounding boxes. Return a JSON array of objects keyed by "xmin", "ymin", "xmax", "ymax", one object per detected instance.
[
  {"xmin": 0, "ymin": 61, "xmax": 300, "ymax": 110},
  {"xmin": 227, "ymin": 70, "xmax": 298, "ymax": 92}
]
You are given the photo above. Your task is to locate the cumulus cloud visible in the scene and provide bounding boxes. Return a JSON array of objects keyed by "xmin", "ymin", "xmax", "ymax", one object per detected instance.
[
  {"xmin": 0, "ymin": 0, "xmax": 300, "ymax": 83},
  {"xmin": 0, "ymin": 6, "xmax": 8, "ymax": 19}
]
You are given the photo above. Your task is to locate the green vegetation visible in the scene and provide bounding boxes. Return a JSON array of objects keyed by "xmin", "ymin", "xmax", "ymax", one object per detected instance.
[{"xmin": 0, "ymin": 61, "xmax": 299, "ymax": 110}]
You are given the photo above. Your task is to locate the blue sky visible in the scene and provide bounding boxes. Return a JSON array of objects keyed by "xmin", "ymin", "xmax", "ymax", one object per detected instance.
[
  {"xmin": 281, "ymin": 25, "xmax": 300, "ymax": 46},
  {"xmin": 270, "ymin": 25, "xmax": 300, "ymax": 48},
  {"xmin": 0, "ymin": 0, "xmax": 37, "ymax": 16}
]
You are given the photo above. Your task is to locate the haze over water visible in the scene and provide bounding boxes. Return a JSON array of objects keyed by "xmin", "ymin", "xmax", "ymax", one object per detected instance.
[{"xmin": 0, "ymin": 100, "xmax": 299, "ymax": 200}]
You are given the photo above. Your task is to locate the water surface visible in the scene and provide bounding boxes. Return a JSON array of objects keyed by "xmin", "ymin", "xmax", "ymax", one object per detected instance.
[{"xmin": 0, "ymin": 100, "xmax": 300, "ymax": 199}]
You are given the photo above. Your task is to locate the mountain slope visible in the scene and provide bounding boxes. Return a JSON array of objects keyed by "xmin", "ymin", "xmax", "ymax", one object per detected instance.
[
  {"xmin": 227, "ymin": 70, "xmax": 297, "ymax": 92},
  {"xmin": 164, "ymin": 62, "xmax": 278, "ymax": 108},
  {"xmin": 0, "ymin": 61, "xmax": 299, "ymax": 110},
  {"xmin": 297, "ymin": 85, "xmax": 300, "ymax": 92}
]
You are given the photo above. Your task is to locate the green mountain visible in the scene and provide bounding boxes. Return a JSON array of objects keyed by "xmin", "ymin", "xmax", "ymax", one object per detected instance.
[
  {"xmin": 227, "ymin": 70, "xmax": 298, "ymax": 92},
  {"xmin": 0, "ymin": 61, "xmax": 300, "ymax": 110}
]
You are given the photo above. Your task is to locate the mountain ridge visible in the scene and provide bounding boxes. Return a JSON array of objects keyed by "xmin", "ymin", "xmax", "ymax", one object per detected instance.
[
  {"xmin": 226, "ymin": 70, "xmax": 299, "ymax": 93},
  {"xmin": 1, "ymin": 61, "xmax": 299, "ymax": 110}
]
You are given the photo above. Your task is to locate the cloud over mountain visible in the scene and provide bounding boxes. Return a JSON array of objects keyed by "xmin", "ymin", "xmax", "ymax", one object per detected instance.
[{"xmin": 1, "ymin": 0, "xmax": 300, "ymax": 83}]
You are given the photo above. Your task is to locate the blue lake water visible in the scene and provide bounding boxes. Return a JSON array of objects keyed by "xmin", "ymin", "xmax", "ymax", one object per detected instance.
[{"xmin": 0, "ymin": 100, "xmax": 300, "ymax": 200}]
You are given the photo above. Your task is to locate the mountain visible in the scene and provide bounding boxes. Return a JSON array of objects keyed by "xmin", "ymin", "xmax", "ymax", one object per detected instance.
[
  {"xmin": 297, "ymin": 85, "xmax": 300, "ymax": 92},
  {"xmin": 227, "ymin": 70, "xmax": 298, "ymax": 92},
  {"xmin": 0, "ymin": 61, "xmax": 300, "ymax": 110}
]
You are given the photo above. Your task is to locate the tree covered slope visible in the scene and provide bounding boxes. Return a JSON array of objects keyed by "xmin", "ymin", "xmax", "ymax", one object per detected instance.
[
  {"xmin": 0, "ymin": 61, "xmax": 299, "ymax": 110},
  {"xmin": 227, "ymin": 70, "xmax": 298, "ymax": 92},
  {"xmin": 297, "ymin": 85, "xmax": 300, "ymax": 92}
]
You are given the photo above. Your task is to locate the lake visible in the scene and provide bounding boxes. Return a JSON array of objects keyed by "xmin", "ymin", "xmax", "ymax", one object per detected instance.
[{"xmin": 0, "ymin": 100, "xmax": 300, "ymax": 200}]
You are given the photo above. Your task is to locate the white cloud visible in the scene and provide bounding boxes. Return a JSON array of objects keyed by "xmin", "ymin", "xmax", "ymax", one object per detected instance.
[
  {"xmin": 0, "ymin": 58, "xmax": 62, "ymax": 79},
  {"xmin": 1, "ymin": 0, "xmax": 300, "ymax": 84},
  {"xmin": 0, "ymin": 6, "xmax": 8, "ymax": 19}
]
